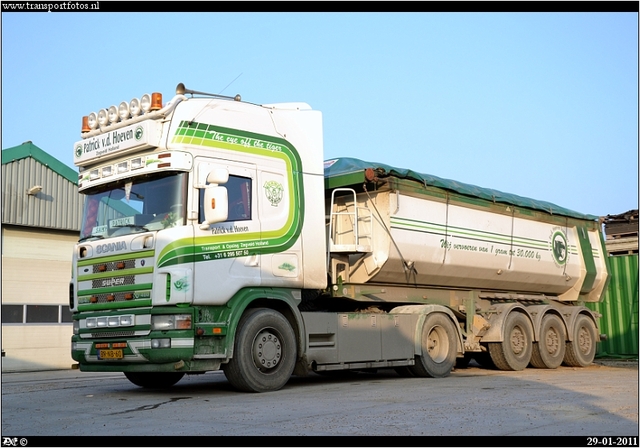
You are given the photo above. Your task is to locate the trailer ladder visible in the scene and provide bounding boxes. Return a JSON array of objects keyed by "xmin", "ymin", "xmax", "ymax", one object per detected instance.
[{"xmin": 327, "ymin": 188, "xmax": 373, "ymax": 254}]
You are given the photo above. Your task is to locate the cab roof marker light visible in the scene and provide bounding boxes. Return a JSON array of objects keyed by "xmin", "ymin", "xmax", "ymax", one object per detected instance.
[
  {"xmin": 81, "ymin": 116, "xmax": 91, "ymax": 133},
  {"xmin": 131, "ymin": 157, "xmax": 144, "ymax": 170},
  {"xmin": 117, "ymin": 161, "xmax": 129, "ymax": 174}
]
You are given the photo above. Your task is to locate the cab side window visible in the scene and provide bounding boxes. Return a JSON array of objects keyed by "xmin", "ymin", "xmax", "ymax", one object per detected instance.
[{"xmin": 199, "ymin": 175, "xmax": 252, "ymax": 223}]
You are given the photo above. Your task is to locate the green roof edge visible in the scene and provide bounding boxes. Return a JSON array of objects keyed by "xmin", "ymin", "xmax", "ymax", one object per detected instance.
[{"xmin": 2, "ymin": 142, "xmax": 78, "ymax": 184}]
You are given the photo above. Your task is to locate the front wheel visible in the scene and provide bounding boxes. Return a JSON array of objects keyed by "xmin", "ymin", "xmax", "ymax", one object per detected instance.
[
  {"xmin": 408, "ymin": 313, "xmax": 457, "ymax": 378},
  {"xmin": 223, "ymin": 308, "xmax": 297, "ymax": 392},
  {"xmin": 124, "ymin": 372, "xmax": 185, "ymax": 389}
]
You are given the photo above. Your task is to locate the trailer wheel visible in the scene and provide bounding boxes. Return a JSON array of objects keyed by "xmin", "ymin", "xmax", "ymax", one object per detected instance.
[
  {"xmin": 222, "ymin": 308, "xmax": 296, "ymax": 392},
  {"xmin": 530, "ymin": 314, "xmax": 566, "ymax": 369},
  {"xmin": 124, "ymin": 372, "xmax": 185, "ymax": 389},
  {"xmin": 563, "ymin": 314, "xmax": 597, "ymax": 367},
  {"xmin": 409, "ymin": 313, "xmax": 457, "ymax": 378},
  {"xmin": 488, "ymin": 311, "xmax": 533, "ymax": 371}
]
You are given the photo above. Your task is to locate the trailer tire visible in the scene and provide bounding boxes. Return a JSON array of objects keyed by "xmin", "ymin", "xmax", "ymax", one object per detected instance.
[
  {"xmin": 563, "ymin": 314, "xmax": 597, "ymax": 367},
  {"xmin": 530, "ymin": 314, "xmax": 566, "ymax": 369},
  {"xmin": 488, "ymin": 311, "xmax": 533, "ymax": 371},
  {"xmin": 124, "ymin": 372, "xmax": 185, "ymax": 389},
  {"xmin": 222, "ymin": 308, "xmax": 296, "ymax": 393},
  {"xmin": 409, "ymin": 313, "xmax": 457, "ymax": 378}
]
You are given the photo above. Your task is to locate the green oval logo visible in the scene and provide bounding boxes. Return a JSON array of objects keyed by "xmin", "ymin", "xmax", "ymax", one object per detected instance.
[{"xmin": 550, "ymin": 230, "xmax": 568, "ymax": 266}]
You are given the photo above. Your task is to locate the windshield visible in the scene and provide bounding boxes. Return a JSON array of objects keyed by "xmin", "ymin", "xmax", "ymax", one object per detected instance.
[{"xmin": 79, "ymin": 172, "xmax": 187, "ymax": 240}]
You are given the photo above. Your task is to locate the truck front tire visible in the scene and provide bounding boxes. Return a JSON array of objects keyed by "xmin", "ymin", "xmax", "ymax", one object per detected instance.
[{"xmin": 223, "ymin": 308, "xmax": 297, "ymax": 392}]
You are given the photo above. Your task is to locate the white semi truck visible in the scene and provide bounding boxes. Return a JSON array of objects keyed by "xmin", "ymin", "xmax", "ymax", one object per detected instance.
[{"xmin": 70, "ymin": 83, "xmax": 609, "ymax": 392}]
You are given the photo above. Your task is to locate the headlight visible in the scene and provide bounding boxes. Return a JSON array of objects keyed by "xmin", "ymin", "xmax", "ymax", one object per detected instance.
[
  {"xmin": 118, "ymin": 101, "xmax": 130, "ymax": 120},
  {"xmin": 151, "ymin": 314, "xmax": 192, "ymax": 331},
  {"xmin": 151, "ymin": 338, "xmax": 171, "ymax": 349},
  {"xmin": 107, "ymin": 105, "xmax": 119, "ymax": 124},
  {"xmin": 73, "ymin": 320, "xmax": 79, "ymax": 335},
  {"xmin": 97, "ymin": 109, "xmax": 109, "ymax": 127},
  {"xmin": 85, "ymin": 315, "xmax": 133, "ymax": 329},
  {"xmin": 87, "ymin": 112, "xmax": 98, "ymax": 129},
  {"xmin": 129, "ymin": 98, "xmax": 141, "ymax": 116},
  {"xmin": 140, "ymin": 93, "xmax": 152, "ymax": 113}
]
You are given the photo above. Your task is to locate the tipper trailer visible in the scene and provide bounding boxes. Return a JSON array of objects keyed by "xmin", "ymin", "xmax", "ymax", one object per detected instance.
[{"xmin": 70, "ymin": 83, "xmax": 609, "ymax": 392}]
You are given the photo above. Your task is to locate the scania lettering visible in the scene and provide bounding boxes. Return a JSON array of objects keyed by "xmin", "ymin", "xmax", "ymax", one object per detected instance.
[
  {"xmin": 70, "ymin": 84, "xmax": 609, "ymax": 392},
  {"xmin": 96, "ymin": 242, "xmax": 127, "ymax": 254}
]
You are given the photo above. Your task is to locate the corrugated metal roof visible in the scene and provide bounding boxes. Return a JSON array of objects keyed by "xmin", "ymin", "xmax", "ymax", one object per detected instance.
[
  {"xmin": 588, "ymin": 254, "xmax": 639, "ymax": 356},
  {"xmin": 2, "ymin": 142, "xmax": 83, "ymax": 231}
]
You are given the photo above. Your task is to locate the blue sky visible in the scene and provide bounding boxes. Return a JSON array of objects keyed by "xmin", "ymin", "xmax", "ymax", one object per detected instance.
[{"xmin": 2, "ymin": 10, "xmax": 638, "ymax": 217}]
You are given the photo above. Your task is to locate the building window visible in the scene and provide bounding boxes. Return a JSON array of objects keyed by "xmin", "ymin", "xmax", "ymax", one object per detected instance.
[
  {"xmin": 1, "ymin": 305, "xmax": 23, "ymax": 323},
  {"xmin": 26, "ymin": 305, "xmax": 59, "ymax": 323},
  {"xmin": 1, "ymin": 305, "xmax": 72, "ymax": 324},
  {"xmin": 61, "ymin": 307, "xmax": 73, "ymax": 323}
]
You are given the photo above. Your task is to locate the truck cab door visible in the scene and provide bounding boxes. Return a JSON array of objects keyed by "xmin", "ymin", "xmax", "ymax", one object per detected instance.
[{"xmin": 193, "ymin": 158, "xmax": 260, "ymax": 305}]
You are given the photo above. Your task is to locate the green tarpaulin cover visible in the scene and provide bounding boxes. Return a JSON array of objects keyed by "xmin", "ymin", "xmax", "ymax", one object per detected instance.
[{"xmin": 324, "ymin": 157, "xmax": 597, "ymax": 221}]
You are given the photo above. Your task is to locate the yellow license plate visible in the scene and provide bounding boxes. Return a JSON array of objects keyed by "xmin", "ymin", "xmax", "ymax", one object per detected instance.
[{"xmin": 98, "ymin": 349, "xmax": 123, "ymax": 360}]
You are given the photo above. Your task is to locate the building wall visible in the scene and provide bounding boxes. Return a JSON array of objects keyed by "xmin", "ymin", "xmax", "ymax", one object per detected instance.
[
  {"xmin": 1, "ymin": 225, "xmax": 77, "ymax": 371},
  {"xmin": 588, "ymin": 254, "xmax": 639, "ymax": 357},
  {"xmin": 1, "ymin": 326, "xmax": 74, "ymax": 372},
  {"xmin": 2, "ymin": 146, "xmax": 82, "ymax": 230}
]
